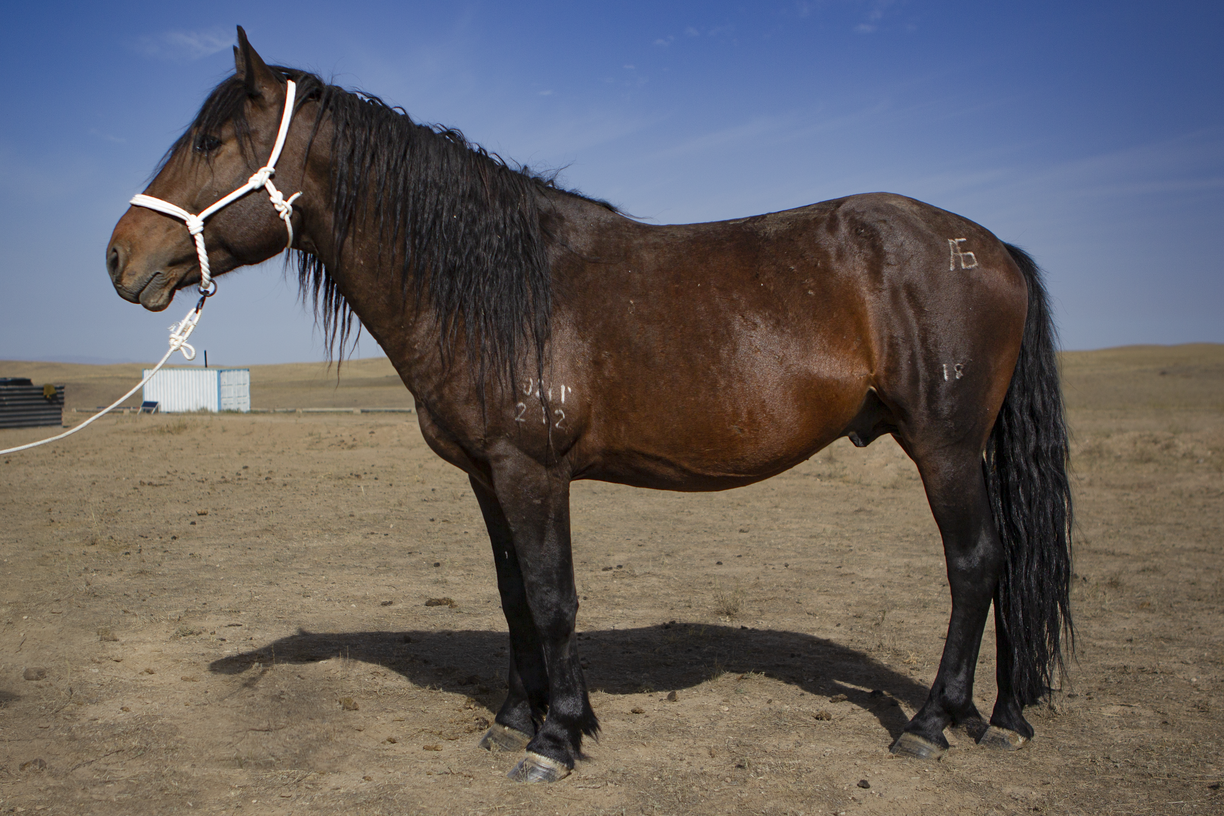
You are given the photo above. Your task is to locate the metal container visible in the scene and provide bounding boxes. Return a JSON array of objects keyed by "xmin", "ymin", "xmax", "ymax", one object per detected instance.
[
  {"xmin": 141, "ymin": 368, "xmax": 250, "ymax": 413},
  {"xmin": 0, "ymin": 380, "xmax": 65, "ymax": 429}
]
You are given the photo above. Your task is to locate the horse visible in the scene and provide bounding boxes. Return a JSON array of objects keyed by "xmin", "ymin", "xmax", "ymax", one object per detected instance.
[{"xmin": 107, "ymin": 28, "xmax": 1073, "ymax": 782}]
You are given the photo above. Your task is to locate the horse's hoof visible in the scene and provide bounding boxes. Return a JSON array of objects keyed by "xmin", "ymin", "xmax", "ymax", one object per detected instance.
[
  {"xmin": 890, "ymin": 732, "xmax": 948, "ymax": 760},
  {"xmin": 977, "ymin": 725, "xmax": 1029, "ymax": 751},
  {"xmin": 479, "ymin": 723, "xmax": 532, "ymax": 753},
  {"xmin": 506, "ymin": 751, "xmax": 571, "ymax": 783}
]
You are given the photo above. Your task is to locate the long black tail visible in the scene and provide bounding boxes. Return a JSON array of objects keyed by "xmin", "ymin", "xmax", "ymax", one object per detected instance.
[{"xmin": 985, "ymin": 244, "xmax": 1074, "ymax": 706}]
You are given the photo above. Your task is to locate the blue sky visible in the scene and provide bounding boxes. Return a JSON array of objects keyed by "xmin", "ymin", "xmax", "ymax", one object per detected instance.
[{"xmin": 1, "ymin": 1, "xmax": 1220, "ymax": 365}]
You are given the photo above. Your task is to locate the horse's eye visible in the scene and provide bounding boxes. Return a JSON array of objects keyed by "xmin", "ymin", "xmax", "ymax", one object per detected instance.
[{"xmin": 193, "ymin": 133, "xmax": 223, "ymax": 154}]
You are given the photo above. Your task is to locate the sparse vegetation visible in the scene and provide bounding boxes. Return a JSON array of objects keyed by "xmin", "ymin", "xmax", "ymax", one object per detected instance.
[{"xmin": 712, "ymin": 583, "xmax": 745, "ymax": 619}]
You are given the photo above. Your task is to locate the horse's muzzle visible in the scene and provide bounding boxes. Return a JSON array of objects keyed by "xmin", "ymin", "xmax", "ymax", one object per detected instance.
[{"xmin": 107, "ymin": 239, "xmax": 176, "ymax": 311}]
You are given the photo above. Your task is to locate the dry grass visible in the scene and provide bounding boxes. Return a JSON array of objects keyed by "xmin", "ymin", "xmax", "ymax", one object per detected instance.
[{"xmin": 0, "ymin": 344, "xmax": 1221, "ymax": 816}]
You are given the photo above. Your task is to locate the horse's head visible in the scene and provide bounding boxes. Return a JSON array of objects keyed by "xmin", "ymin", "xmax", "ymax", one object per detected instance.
[{"xmin": 107, "ymin": 28, "xmax": 311, "ymax": 311}]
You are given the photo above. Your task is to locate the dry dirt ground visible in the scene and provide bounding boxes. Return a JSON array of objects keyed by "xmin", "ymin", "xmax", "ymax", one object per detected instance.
[{"xmin": 0, "ymin": 345, "xmax": 1220, "ymax": 815}]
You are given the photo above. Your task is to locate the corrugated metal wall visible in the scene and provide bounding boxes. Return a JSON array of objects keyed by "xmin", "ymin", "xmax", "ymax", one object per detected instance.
[
  {"xmin": 142, "ymin": 368, "xmax": 250, "ymax": 413},
  {"xmin": 0, "ymin": 383, "xmax": 65, "ymax": 429}
]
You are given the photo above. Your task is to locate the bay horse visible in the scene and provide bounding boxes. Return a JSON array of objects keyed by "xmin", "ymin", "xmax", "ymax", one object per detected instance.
[{"xmin": 107, "ymin": 29, "xmax": 1073, "ymax": 782}]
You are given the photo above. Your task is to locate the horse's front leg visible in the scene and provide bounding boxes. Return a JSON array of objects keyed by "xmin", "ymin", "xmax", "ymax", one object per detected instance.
[
  {"xmin": 469, "ymin": 475, "xmax": 547, "ymax": 753},
  {"xmin": 483, "ymin": 458, "xmax": 597, "ymax": 781}
]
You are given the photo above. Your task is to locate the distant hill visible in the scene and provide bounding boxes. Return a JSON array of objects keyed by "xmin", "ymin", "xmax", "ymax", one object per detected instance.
[
  {"xmin": 0, "ymin": 357, "xmax": 411, "ymax": 412},
  {"xmin": 1059, "ymin": 344, "xmax": 1224, "ymax": 413}
]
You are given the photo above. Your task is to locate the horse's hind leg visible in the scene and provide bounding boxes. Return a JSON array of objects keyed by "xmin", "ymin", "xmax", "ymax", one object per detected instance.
[
  {"xmin": 891, "ymin": 443, "xmax": 1001, "ymax": 759},
  {"xmin": 981, "ymin": 596, "xmax": 1034, "ymax": 748},
  {"xmin": 469, "ymin": 476, "xmax": 547, "ymax": 753}
]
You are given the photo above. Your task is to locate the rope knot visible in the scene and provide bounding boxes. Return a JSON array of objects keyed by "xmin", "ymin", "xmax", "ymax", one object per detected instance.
[
  {"xmin": 185, "ymin": 216, "xmax": 205, "ymax": 236},
  {"xmin": 248, "ymin": 165, "xmax": 275, "ymax": 189}
]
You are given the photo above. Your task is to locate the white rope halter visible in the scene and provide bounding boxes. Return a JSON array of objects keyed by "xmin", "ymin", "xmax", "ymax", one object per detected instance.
[{"xmin": 129, "ymin": 79, "xmax": 302, "ymax": 295}]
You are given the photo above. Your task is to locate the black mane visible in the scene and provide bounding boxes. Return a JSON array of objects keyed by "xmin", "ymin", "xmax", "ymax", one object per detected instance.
[{"xmin": 176, "ymin": 68, "xmax": 616, "ymax": 380}]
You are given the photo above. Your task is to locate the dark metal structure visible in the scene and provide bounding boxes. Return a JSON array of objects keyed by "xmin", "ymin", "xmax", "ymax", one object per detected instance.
[{"xmin": 0, "ymin": 379, "xmax": 65, "ymax": 429}]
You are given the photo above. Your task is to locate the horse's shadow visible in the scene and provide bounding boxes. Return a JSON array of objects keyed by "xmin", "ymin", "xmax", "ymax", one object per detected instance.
[{"xmin": 208, "ymin": 623, "xmax": 926, "ymax": 739}]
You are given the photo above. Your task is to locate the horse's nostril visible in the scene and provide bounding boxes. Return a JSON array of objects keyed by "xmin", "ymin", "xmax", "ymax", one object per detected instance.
[{"xmin": 107, "ymin": 244, "xmax": 123, "ymax": 280}]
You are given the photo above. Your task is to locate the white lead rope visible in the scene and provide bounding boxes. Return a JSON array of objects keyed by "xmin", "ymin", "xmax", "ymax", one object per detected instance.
[
  {"xmin": 0, "ymin": 295, "xmax": 209, "ymax": 456},
  {"xmin": 2, "ymin": 81, "xmax": 303, "ymax": 456}
]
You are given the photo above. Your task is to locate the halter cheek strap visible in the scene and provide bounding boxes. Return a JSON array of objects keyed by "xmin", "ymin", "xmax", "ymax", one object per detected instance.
[{"xmin": 129, "ymin": 79, "xmax": 302, "ymax": 296}]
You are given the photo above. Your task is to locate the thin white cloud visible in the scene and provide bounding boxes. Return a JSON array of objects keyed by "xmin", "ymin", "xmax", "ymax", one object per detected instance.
[
  {"xmin": 88, "ymin": 128, "xmax": 125, "ymax": 145},
  {"xmin": 1006, "ymin": 129, "xmax": 1224, "ymax": 204},
  {"xmin": 648, "ymin": 99, "xmax": 893, "ymax": 164},
  {"xmin": 647, "ymin": 114, "xmax": 800, "ymax": 161},
  {"xmin": 131, "ymin": 29, "xmax": 231, "ymax": 62},
  {"xmin": 856, "ymin": 0, "xmax": 901, "ymax": 34}
]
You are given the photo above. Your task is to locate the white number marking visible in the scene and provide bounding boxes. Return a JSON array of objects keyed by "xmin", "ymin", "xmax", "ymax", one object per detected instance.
[
  {"xmin": 514, "ymin": 381, "xmax": 575, "ymax": 426},
  {"xmin": 948, "ymin": 238, "xmax": 979, "ymax": 271}
]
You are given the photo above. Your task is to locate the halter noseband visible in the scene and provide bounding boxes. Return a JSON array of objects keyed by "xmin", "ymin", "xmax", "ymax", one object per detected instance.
[{"xmin": 129, "ymin": 79, "xmax": 302, "ymax": 296}]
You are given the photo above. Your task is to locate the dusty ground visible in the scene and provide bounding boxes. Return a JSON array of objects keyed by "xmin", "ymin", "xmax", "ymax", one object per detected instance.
[{"xmin": 0, "ymin": 344, "xmax": 1220, "ymax": 815}]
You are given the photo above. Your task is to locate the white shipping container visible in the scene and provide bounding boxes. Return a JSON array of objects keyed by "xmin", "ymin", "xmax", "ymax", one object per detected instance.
[{"xmin": 141, "ymin": 368, "xmax": 250, "ymax": 413}]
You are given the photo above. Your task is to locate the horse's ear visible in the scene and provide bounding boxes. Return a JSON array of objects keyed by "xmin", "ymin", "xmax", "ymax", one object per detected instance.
[{"xmin": 234, "ymin": 26, "xmax": 279, "ymax": 100}]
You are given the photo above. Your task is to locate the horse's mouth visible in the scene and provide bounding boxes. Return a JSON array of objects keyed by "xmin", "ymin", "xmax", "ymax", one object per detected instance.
[
  {"xmin": 137, "ymin": 275, "xmax": 176, "ymax": 311},
  {"xmin": 119, "ymin": 263, "xmax": 199, "ymax": 312},
  {"xmin": 115, "ymin": 269, "xmax": 177, "ymax": 312}
]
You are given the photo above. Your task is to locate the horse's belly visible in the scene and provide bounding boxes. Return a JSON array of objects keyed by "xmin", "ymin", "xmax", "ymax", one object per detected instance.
[
  {"xmin": 579, "ymin": 447, "xmax": 820, "ymax": 491},
  {"xmin": 574, "ymin": 381, "xmax": 865, "ymax": 491}
]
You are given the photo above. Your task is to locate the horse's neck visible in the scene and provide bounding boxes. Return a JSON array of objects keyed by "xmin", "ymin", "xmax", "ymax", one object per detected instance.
[
  {"xmin": 294, "ymin": 192, "xmax": 466, "ymax": 405},
  {"xmin": 296, "ymin": 153, "xmax": 603, "ymax": 407}
]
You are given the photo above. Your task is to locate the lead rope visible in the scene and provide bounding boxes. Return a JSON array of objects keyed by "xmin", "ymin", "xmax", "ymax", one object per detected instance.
[
  {"xmin": 1, "ymin": 81, "xmax": 302, "ymax": 457},
  {"xmin": 0, "ymin": 294, "xmax": 208, "ymax": 456}
]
